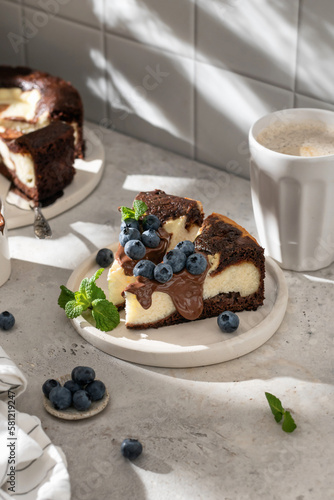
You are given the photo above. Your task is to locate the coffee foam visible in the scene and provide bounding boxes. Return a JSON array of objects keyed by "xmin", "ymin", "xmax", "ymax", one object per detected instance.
[{"xmin": 256, "ymin": 120, "xmax": 334, "ymax": 157}]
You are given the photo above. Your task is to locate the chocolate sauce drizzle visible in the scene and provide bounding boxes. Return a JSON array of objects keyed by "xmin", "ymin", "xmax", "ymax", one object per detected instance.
[
  {"xmin": 116, "ymin": 226, "xmax": 171, "ymax": 276},
  {"xmin": 125, "ymin": 255, "xmax": 209, "ymax": 321}
]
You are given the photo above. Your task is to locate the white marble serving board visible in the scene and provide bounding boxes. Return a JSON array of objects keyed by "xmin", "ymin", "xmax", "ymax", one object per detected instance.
[
  {"xmin": 66, "ymin": 245, "xmax": 288, "ymax": 368},
  {"xmin": 1, "ymin": 123, "xmax": 105, "ymax": 229}
]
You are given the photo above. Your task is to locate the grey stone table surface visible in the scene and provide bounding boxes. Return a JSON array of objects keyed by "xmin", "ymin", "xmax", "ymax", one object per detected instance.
[{"xmin": 1, "ymin": 124, "xmax": 334, "ymax": 499}]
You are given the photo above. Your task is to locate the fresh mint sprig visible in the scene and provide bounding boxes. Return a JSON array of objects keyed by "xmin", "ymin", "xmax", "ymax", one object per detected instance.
[
  {"xmin": 58, "ymin": 268, "xmax": 120, "ymax": 332},
  {"xmin": 120, "ymin": 200, "xmax": 148, "ymax": 221},
  {"xmin": 265, "ymin": 392, "xmax": 297, "ymax": 433}
]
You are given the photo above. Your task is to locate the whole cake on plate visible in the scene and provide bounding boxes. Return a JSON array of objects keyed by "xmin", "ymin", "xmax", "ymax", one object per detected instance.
[
  {"xmin": 108, "ymin": 189, "xmax": 204, "ymax": 308},
  {"xmin": 0, "ymin": 65, "xmax": 84, "ymax": 202},
  {"xmin": 122, "ymin": 212, "xmax": 265, "ymax": 329}
]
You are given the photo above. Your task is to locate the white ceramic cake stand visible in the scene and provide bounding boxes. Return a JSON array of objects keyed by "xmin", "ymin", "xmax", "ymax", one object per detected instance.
[
  {"xmin": 1, "ymin": 122, "xmax": 105, "ymax": 229},
  {"xmin": 65, "ymin": 246, "xmax": 288, "ymax": 369}
]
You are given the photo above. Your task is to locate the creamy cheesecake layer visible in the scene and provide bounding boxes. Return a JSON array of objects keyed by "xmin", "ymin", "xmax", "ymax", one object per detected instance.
[
  {"xmin": 0, "ymin": 88, "xmax": 41, "ymax": 122},
  {"xmin": 108, "ymin": 215, "xmax": 202, "ymax": 307},
  {"xmin": 203, "ymin": 257, "xmax": 260, "ymax": 299},
  {"xmin": 0, "ymin": 138, "xmax": 35, "ymax": 187},
  {"xmin": 108, "ymin": 261, "xmax": 137, "ymax": 308},
  {"xmin": 124, "ymin": 261, "xmax": 261, "ymax": 326}
]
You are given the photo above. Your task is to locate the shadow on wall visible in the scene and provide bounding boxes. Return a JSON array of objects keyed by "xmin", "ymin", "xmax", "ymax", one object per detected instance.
[
  {"xmin": 2, "ymin": 0, "xmax": 333, "ymax": 178},
  {"xmin": 98, "ymin": 0, "xmax": 300, "ymax": 179}
]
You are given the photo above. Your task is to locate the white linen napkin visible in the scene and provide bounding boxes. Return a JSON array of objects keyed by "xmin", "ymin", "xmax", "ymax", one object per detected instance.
[{"xmin": 0, "ymin": 346, "xmax": 70, "ymax": 500}]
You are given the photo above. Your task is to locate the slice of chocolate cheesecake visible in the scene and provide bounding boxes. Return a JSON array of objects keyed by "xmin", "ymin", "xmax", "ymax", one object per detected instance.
[
  {"xmin": 0, "ymin": 121, "xmax": 75, "ymax": 202},
  {"xmin": 107, "ymin": 190, "xmax": 204, "ymax": 308},
  {"xmin": 123, "ymin": 213, "xmax": 265, "ymax": 329}
]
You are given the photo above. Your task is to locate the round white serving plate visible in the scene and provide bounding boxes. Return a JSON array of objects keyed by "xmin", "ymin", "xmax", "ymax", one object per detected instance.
[
  {"xmin": 43, "ymin": 374, "xmax": 110, "ymax": 421},
  {"xmin": 2, "ymin": 122, "xmax": 105, "ymax": 229},
  {"xmin": 66, "ymin": 244, "xmax": 288, "ymax": 368}
]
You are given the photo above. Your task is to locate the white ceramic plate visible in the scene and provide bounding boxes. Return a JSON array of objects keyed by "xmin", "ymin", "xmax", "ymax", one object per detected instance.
[
  {"xmin": 1, "ymin": 122, "xmax": 105, "ymax": 229},
  {"xmin": 43, "ymin": 374, "xmax": 110, "ymax": 420},
  {"xmin": 66, "ymin": 244, "xmax": 288, "ymax": 368}
]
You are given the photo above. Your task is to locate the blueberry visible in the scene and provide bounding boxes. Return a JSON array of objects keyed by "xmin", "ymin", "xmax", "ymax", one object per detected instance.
[
  {"xmin": 49, "ymin": 386, "xmax": 72, "ymax": 410},
  {"xmin": 141, "ymin": 229, "xmax": 160, "ymax": 248},
  {"xmin": 71, "ymin": 366, "xmax": 95, "ymax": 385},
  {"xmin": 120, "ymin": 218, "xmax": 140, "ymax": 231},
  {"xmin": 72, "ymin": 390, "xmax": 91, "ymax": 411},
  {"xmin": 0, "ymin": 311, "xmax": 15, "ymax": 331},
  {"xmin": 85, "ymin": 380, "xmax": 106, "ymax": 401},
  {"xmin": 64, "ymin": 380, "xmax": 82, "ymax": 394},
  {"xmin": 175, "ymin": 240, "xmax": 195, "ymax": 258},
  {"xmin": 163, "ymin": 249, "xmax": 186, "ymax": 273},
  {"xmin": 96, "ymin": 248, "xmax": 114, "ymax": 267},
  {"xmin": 142, "ymin": 214, "xmax": 160, "ymax": 231},
  {"xmin": 186, "ymin": 253, "xmax": 207, "ymax": 275},
  {"xmin": 154, "ymin": 263, "xmax": 173, "ymax": 283},
  {"xmin": 42, "ymin": 379, "xmax": 60, "ymax": 398},
  {"xmin": 217, "ymin": 311, "xmax": 239, "ymax": 333},
  {"xmin": 119, "ymin": 227, "xmax": 141, "ymax": 247},
  {"xmin": 124, "ymin": 240, "xmax": 146, "ymax": 260},
  {"xmin": 121, "ymin": 438, "xmax": 143, "ymax": 460},
  {"xmin": 133, "ymin": 260, "xmax": 156, "ymax": 280}
]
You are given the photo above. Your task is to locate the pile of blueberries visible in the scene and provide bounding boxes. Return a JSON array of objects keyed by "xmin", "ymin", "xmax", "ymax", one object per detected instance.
[
  {"xmin": 119, "ymin": 213, "xmax": 162, "ymax": 261},
  {"xmin": 134, "ymin": 239, "xmax": 208, "ymax": 284},
  {"xmin": 42, "ymin": 366, "xmax": 106, "ymax": 412},
  {"xmin": 119, "ymin": 213, "xmax": 207, "ymax": 283}
]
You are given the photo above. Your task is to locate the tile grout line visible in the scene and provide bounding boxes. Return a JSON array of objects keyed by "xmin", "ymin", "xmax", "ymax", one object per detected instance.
[{"xmin": 293, "ymin": 0, "xmax": 303, "ymax": 108}]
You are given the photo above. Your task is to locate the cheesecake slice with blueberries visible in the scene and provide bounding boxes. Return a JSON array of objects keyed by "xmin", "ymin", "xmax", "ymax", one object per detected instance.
[
  {"xmin": 107, "ymin": 190, "xmax": 204, "ymax": 308},
  {"xmin": 123, "ymin": 213, "xmax": 265, "ymax": 329}
]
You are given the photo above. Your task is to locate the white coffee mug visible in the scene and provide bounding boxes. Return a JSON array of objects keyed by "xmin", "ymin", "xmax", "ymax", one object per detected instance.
[
  {"xmin": 249, "ymin": 108, "xmax": 334, "ymax": 272},
  {"xmin": 0, "ymin": 199, "xmax": 11, "ymax": 286}
]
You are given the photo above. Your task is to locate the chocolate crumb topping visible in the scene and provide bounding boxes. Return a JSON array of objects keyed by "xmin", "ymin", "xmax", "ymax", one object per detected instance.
[
  {"xmin": 135, "ymin": 189, "xmax": 204, "ymax": 229},
  {"xmin": 195, "ymin": 213, "xmax": 264, "ymax": 276}
]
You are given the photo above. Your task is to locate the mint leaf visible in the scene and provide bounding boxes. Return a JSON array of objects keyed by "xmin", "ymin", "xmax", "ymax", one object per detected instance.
[
  {"xmin": 121, "ymin": 206, "xmax": 135, "ymax": 221},
  {"xmin": 84, "ymin": 269, "xmax": 106, "ymax": 302},
  {"xmin": 74, "ymin": 291, "xmax": 91, "ymax": 310},
  {"xmin": 265, "ymin": 392, "xmax": 284, "ymax": 423},
  {"xmin": 58, "ymin": 269, "xmax": 120, "ymax": 332},
  {"xmin": 58, "ymin": 285, "xmax": 75, "ymax": 309},
  {"xmin": 120, "ymin": 201, "xmax": 148, "ymax": 221},
  {"xmin": 91, "ymin": 299, "xmax": 120, "ymax": 332},
  {"xmin": 282, "ymin": 410, "xmax": 297, "ymax": 433},
  {"xmin": 65, "ymin": 300, "xmax": 85, "ymax": 319},
  {"xmin": 91, "ymin": 268, "xmax": 104, "ymax": 282},
  {"xmin": 265, "ymin": 392, "xmax": 297, "ymax": 433},
  {"xmin": 133, "ymin": 200, "xmax": 147, "ymax": 219}
]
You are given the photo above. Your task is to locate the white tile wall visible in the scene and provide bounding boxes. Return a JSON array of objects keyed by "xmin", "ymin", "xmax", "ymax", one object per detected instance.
[
  {"xmin": 195, "ymin": 61, "xmax": 294, "ymax": 177},
  {"xmin": 196, "ymin": 0, "xmax": 299, "ymax": 90},
  {"xmin": 23, "ymin": 0, "xmax": 104, "ymax": 29},
  {"xmin": 0, "ymin": 1, "xmax": 25, "ymax": 65},
  {"xmin": 1, "ymin": 0, "xmax": 334, "ymax": 179},
  {"xmin": 105, "ymin": 34, "xmax": 194, "ymax": 158},
  {"xmin": 296, "ymin": 0, "xmax": 334, "ymax": 104},
  {"xmin": 105, "ymin": 0, "xmax": 195, "ymax": 59},
  {"xmin": 23, "ymin": 6, "xmax": 106, "ymax": 122}
]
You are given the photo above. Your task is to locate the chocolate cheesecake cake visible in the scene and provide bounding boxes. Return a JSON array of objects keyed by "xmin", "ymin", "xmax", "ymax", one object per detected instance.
[
  {"xmin": 108, "ymin": 190, "xmax": 204, "ymax": 308},
  {"xmin": 0, "ymin": 65, "xmax": 85, "ymax": 203},
  {"xmin": 0, "ymin": 66, "xmax": 84, "ymax": 158},
  {"xmin": 0, "ymin": 121, "xmax": 75, "ymax": 202},
  {"xmin": 123, "ymin": 213, "xmax": 265, "ymax": 329}
]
